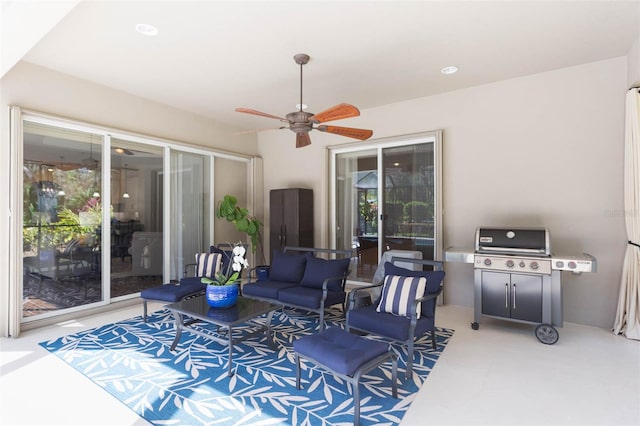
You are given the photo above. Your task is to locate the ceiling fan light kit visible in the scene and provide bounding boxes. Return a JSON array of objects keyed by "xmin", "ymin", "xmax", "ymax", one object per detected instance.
[{"xmin": 235, "ymin": 53, "xmax": 373, "ymax": 148}]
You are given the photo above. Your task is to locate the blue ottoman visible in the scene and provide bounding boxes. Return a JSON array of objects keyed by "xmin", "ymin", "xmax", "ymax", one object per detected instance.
[
  {"xmin": 140, "ymin": 282, "xmax": 205, "ymax": 322},
  {"xmin": 293, "ymin": 326, "xmax": 398, "ymax": 426}
]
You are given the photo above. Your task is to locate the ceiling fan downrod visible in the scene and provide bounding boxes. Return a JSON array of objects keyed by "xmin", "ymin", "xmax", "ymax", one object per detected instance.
[{"xmin": 294, "ymin": 54, "xmax": 310, "ymax": 112}]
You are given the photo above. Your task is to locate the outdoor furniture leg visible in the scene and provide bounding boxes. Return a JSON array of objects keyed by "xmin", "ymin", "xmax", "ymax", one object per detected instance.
[
  {"xmin": 227, "ymin": 325, "xmax": 234, "ymax": 377},
  {"xmin": 295, "ymin": 354, "xmax": 301, "ymax": 389},
  {"xmin": 265, "ymin": 309, "xmax": 276, "ymax": 349},
  {"xmin": 169, "ymin": 311, "xmax": 184, "ymax": 351}
]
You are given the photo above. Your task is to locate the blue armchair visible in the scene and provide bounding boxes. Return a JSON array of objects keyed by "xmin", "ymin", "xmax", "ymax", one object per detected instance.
[
  {"xmin": 346, "ymin": 257, "xmax": 445, "ymax": 379},
  {"xmin": 140, "ymin": 245, "xmax": 228, "ymax": 322}
]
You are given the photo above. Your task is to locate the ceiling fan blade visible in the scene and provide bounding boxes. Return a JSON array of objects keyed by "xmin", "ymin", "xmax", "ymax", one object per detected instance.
[
  {"xmin": 310, "ymin": 103, "xmax": 360, "ymax": 123},
  {"xmin": 231, "ymin": 126, "xmax": 287, "ymax": 136},
  {"xmin": 317, "ymin": 125, "xmax": 373, "ymax": 140},
  {"xmin": 296, "ymin": 132, "xmax": 312, "ymax": 148},
  {"xmin": 235, "ymin": 108, "xmax": 287, "ymax": 122}
]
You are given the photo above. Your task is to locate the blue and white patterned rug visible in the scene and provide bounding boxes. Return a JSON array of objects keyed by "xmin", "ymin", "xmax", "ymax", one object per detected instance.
[{"xmin": 39, "ymin": 308, "xmax": 453, "ymax": 425}]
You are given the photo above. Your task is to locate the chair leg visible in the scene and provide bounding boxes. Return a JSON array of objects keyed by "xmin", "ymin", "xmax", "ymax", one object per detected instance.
[
  {"xmin": 295, "ymin": 354, "xmax": 301, "ymax": 389},
  {"xmin": 318, "ymin": 310, "xmax": 325, "ymax": 332},
  {"xmin": 391, "ymin": 354, "xmax": 398, "ymax": 398},
  {"xmin": 353, "ymin": 380, "xmax": 361, "ymax": 426},
  {"xmin": 431, "ymin": 329, "xmax": 437, "ymax": 351},
  {"xmin": 406, "ymin": 339, "xmax": 414, "ymax": 379},
  {"xmin": 143, "ymin": 300, "xmax": 148, "ymax": 323}
]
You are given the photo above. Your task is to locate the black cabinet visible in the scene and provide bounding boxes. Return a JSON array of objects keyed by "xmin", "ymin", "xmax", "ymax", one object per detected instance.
[
  {"xmin": 481, "ymin": 271, "xmax": 542, "ymax": 323},
  {"xmin": 269, "ymin": 188, "xmax": 314, "ymax": 259}
]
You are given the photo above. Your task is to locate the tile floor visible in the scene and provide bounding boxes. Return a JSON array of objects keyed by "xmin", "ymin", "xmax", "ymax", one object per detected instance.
[{"xmin": 1, "ymin": 302, "xmax": 639, "ymax": 426}]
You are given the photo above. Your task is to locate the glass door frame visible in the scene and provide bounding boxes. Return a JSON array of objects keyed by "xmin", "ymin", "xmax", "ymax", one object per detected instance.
[
  {"xmin": 329, "ymin": 130, "xmax": 444, "ymax": 281},
  {"xmin": 9, "ymin": 107, "xmax": 256, "ymax": 334}
]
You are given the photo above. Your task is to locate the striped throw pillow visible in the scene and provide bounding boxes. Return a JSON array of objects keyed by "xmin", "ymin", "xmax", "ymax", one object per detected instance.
[
  {"xmin": 195, "ymin": 252, "xmax": 222, "ymax": 278},
  {"xmin": 376, "ymin": 275, "xmax": 428, "ymax": 319}
]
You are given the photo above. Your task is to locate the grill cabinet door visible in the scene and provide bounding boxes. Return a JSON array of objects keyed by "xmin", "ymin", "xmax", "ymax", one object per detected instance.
[
  {"xmin": 481, "ymin": 271, "xmax": 543, "ymax": 323},
  {"xmin": 481, "ymin": 271, "xmax": 511, "ymax": 318},
  {"xmin": 510, "ymin": 273, "xmax": 543, "ymax": 323}
]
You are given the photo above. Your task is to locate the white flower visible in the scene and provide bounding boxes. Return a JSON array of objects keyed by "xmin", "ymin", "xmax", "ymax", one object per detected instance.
[
  {"xmin": 232, "ymin": 262, "xmax": 242, "ymax": 272},
  {"xmin": 233, "ymin": 245, "xmax": 246, "ymax": 257}
]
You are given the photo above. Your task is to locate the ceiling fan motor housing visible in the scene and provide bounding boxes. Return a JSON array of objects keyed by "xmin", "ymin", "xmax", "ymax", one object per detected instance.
[{"xmin": 286, "ymin": 111, "xmax": 314, "ymax": 133}]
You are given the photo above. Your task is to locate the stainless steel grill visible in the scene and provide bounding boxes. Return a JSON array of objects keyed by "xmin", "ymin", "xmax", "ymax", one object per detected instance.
[{"xmin": 446, "ymin": 226, "xmax": 596, "ymax": 344}]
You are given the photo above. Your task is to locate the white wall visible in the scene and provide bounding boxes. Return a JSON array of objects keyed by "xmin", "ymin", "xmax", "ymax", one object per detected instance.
[
  {"xmin": 628, "ymin": 35, "xmax": 640, "ymax": 88},
  {"xmin": 1, "ymin": 62, "xmax": 257, "ymax": 154},
  {"xmin": 258, "ymin": 57, "xmax": 628, "ymax": 329}
]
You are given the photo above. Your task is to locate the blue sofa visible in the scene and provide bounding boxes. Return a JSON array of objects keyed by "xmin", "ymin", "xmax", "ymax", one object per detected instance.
[{"xmin": 242, "ymin": 246, "xmax": 352, "ymax": 331}]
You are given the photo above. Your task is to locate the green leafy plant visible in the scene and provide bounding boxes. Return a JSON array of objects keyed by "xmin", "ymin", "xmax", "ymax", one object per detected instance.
[{"xmin": 215, "ymin": 195, "xmax": 263, "ymax": 256}]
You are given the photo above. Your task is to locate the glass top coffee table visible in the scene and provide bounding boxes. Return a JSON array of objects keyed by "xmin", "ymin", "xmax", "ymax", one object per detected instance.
[{"xmin": 166, "ymin": 294, "xmax": 281, "ymax": 376}]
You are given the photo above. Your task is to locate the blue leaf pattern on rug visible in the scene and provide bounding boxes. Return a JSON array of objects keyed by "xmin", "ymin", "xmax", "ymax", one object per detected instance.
[{"xmin": 40, "ymin": 309, "xmax": 453, "ymax": 425}]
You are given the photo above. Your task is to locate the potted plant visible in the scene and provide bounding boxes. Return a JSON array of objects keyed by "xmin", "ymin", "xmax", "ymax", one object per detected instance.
[
  {"xmin": 201, "ymin": 242, "xmax": 248, "ymax": 308},
  {"xmin": 215, "ymin": 194, "xmax": 269, "ymax": 279}
]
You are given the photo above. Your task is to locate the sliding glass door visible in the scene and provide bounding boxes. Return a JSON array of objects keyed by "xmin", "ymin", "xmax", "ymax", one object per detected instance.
[
  {"xmin": 22, "ymin": 123, "xmax": 106, "ymax": 317},
  {"xmin": 13, "ymin": 109, "xmax": 257, "ymax": 330},
  {"xmin": 381, "ymin": 143, "xmax": 437, "ymax": 262},
  {"xmin": 110, "ymin": 138, "xmax": 165, "ymax": 299},
  {"xmin": 331, "ymin": 131, "xmax": 443, "ymax": 282},
  {"xmin": 169, "ymin": 150, "xmax": 211, "ymax": 281},
  {"xmin": 333, "ymin": 148, "xmax": 379, "ymax": 280}
]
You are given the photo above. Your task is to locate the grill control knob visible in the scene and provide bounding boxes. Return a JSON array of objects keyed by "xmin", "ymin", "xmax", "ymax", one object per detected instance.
[
  {"xmin": 568, "ymin": 261, "xmax": 577, "ymax": 269},
  {"xmin": 556, "ymin": 261, "xmax": 565, "ymax": 268},
  {"xmin": 506, "ymin": 260, "xmax": 515, "ymax": 268},
  {"xmin": 484, "ymin": 258, "xmax": 492, "ymax": 266},
  {"xmin": 519, "ymin": 261, "xmax": 526, "ymax": 268},
  {"xmin": 530, "ymin": 261, "xmax": 539, "ymax": 270}
]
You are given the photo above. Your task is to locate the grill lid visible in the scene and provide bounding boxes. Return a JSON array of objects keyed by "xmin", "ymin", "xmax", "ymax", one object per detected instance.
[{"xmin": 475, "ymin": 227, "xmax": 551, "ymax": 256}]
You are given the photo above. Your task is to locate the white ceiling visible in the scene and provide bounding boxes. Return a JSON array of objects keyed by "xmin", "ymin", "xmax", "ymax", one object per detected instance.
[{"xmin": 6, "ymin": 1, "xmax": 640, "ymax": 132}]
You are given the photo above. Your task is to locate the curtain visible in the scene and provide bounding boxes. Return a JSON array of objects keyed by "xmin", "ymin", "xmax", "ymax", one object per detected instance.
[{"xmin": 613, "ymin": 88, "xmax": 640, "ymax": 340}]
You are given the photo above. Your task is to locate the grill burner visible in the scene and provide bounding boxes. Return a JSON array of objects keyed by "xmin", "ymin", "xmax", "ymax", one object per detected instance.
[{"xmin": 445, "ymin": 226, "xmax": 596, "ymax": 344}]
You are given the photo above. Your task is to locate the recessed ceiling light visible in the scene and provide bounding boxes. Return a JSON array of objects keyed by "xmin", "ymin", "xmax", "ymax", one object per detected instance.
[
  {"xmin": 441, "ymin": 65, "xmax": 459, "ymax": 75},
  {"xmin": 135, "ymin": 23, "xmax": 158, "ymax": 36},
  {"xmin": 296, "ymin": 103, "xmax": 308, "ymax": 110}
]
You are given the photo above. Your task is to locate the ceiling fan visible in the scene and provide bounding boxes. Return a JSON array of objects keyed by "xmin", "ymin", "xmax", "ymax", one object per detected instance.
[{"xmin": 235, "ymin": 53, "xmax": 373, "ymax": 148}]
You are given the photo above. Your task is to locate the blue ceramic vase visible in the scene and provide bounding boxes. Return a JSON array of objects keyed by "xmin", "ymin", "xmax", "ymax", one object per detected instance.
[{"xmin": 205, "ymin": 283, "xmax": 239, "ymax": 308}]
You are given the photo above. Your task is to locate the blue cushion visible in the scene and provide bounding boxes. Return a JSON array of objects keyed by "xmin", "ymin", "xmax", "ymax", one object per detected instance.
[
  {"xmin": 140, "ymin": 282, "xmax": 205, "ymax": 302},
  {"xmin": 179, "ymin": 276, "xmax": 207, "ymax": 286},
  {"xmin": 383, "ymin": 262, "xmax": 445, "ymax": 316},
  {"xmin": 347, "ymin": 305, "xmax": 435, "ymax": 341},
  {"xmin": 293, "ymin": 327, "xmax": 389, "ymax": 376},
  {"xmin": 384, "ymin": 262, "xmax": 445, "ymax": 294},
  {"xmin": 300, "ymin": 256, "xmax": 350, "ymax": 292},
  {"xmin": 376, "ymin": 275, "xmax": 427, "ymax": 318},
  {"xmin": 242, "ymin": 280, "xmax": 297, "ymax": 300},
  {"xmin": 195, "ymin": 252, "xmax": 222, "ymax": 278},
  {"xmin": 269, "ymin": 250, "xmax": 307, "ymax": 283},
  {"xmin": 278, "ymin": 286, "xmax": 345, "ymax": 309},
  {"xmin": 210, "ymin": 245, "xmax": 232, "ymax": 275}
]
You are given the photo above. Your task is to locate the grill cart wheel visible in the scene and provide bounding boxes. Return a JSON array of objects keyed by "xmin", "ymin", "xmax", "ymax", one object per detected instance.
[
  {"xmin": 535, "ymin": 324, "xmax": 559, "ymax": 345},
  {"xmin": 471, "ymin": 322, "xmax": 479, "ymax": 330}
]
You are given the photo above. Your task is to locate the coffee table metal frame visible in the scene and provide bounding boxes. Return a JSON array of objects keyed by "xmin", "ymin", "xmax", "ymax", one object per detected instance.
[{"xmin": 166, "ymin": 294, "xmax": 280, "ymax": 376}]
